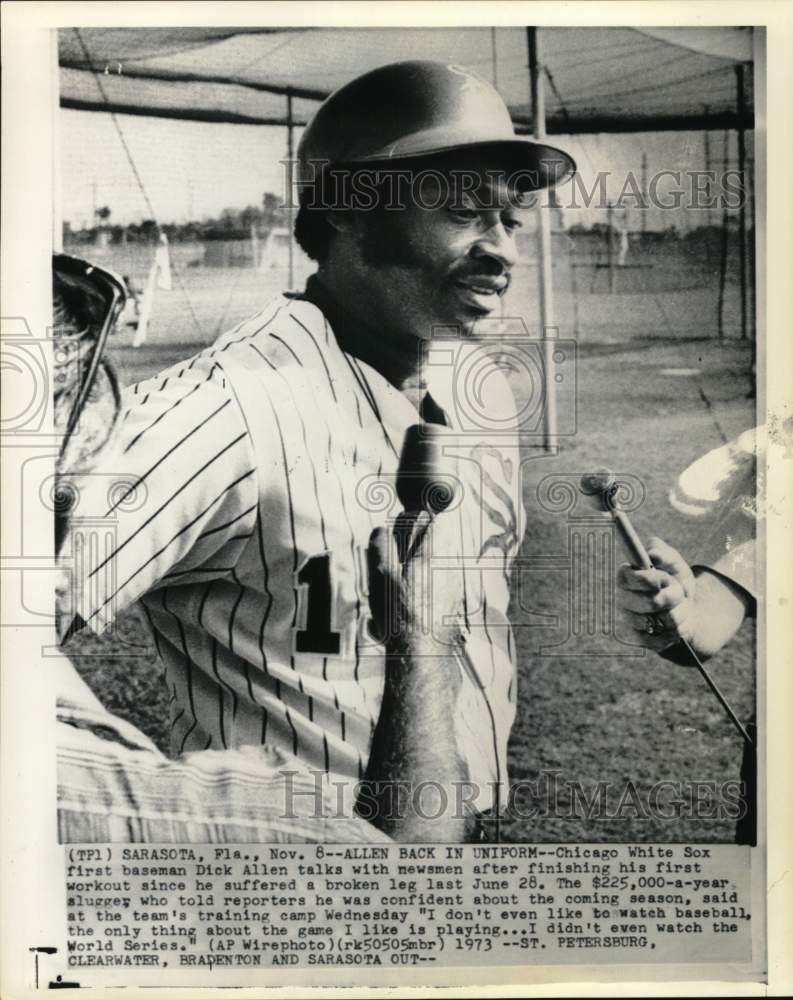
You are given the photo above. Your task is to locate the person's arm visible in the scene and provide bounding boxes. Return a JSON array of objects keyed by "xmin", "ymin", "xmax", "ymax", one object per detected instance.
[
  {"xmin": 660, "ymin": 566, "xmax": 754, "ymax": 666},
  {"xmin": 356, "ymin": 514, "xmax": 474, "ymax": 843},
  {"xmin": 361, "ymin": 637, "xmax": 470, "ymax": 842},
  {"xmin": 55, "ymin": 651, "xmax": 391, "ymax": 845},
  {"xmin": 617, "ymin": 537, "xmax": 755, "ymax": 663}
]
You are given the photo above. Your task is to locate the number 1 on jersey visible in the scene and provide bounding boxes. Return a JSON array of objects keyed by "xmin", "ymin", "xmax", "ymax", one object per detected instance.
[{"xmin": 294, "ymin": 551, "xmax": 341, "ymax": 655}]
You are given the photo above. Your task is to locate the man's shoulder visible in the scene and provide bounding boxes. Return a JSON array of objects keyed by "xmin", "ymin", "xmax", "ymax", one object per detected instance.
[
  {"xmin": 212, "ymin": 293, "xmax": 329, "ymax": 363},
  {"xmin": 121, "ymin": 294, "xmax": 330, "ymax": 405}
]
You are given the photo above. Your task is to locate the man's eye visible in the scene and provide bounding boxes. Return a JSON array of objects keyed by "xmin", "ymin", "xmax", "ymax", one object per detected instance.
[
  {"xmin": 449, "ymin": 206, "xmax": 479, "ymax": 221},
  {"xmin": 503, "ymin": 217, "xmax": 523, "ymax": 233}
]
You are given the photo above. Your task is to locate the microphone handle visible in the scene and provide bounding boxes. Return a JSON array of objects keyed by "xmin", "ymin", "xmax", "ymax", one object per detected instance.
[
  {"xmin": 609, "ymin": 490, "xmax": 755, "ymax": 748},
  {"xmin": 611, "ymin": 508, "xmax": 654, "ymax": 571},
  {"xmin": 394, "ymin": 509, "xmax": 430, "ymax": 565}
]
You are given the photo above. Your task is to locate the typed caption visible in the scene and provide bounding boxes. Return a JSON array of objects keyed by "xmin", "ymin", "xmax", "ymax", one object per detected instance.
[{"xmin": 56, "ymin": 842, "xmax": 753, "ymax": 985}]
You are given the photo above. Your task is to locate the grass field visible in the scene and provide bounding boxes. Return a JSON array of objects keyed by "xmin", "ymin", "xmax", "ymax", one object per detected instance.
[{"xmin": 63, "ymin": 260, "xmax": 756, "ymax": 843}]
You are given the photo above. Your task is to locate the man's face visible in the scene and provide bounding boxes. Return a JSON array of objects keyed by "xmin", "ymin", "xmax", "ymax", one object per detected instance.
[{"xmin": 353, "ymin": 160, "xmax": 534, "ymax": 340}]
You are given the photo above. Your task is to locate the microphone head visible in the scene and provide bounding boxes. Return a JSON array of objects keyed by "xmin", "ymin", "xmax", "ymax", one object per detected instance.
[{"xmin": 579, "ymin": 469, "xmax": 615, "ymax": 496}]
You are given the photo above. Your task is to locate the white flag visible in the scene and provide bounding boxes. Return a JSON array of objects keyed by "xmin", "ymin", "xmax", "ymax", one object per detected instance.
[
  {"xmin": 155, "ymin": 233, "xmax": 172, "ymax": 290},
  {"xmin": 132, "ymin": 258, "xmax": 158, "ymax": 347}
]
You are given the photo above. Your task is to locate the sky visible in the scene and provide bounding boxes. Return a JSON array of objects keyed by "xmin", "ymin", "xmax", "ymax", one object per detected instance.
[
  {"xmin": 60, "ymin": 107, "xmax": 745, "ymax": 233},
  {"xmin": 60, "ymin": 110, "xmax": 290, "ymax": 228}
]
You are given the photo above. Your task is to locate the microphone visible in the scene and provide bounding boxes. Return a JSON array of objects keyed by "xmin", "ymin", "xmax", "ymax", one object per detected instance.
[
  {"xmin": 579, "ymin": 468, "xmax": 653, "ymax": 570},
  {"xmin": 396, "ymin": 423, "xmax": 459, "ymax": 515},
  {"xmin": 394, "ymin": 423, "xmax": 459, "ymax": 565},
  {"xmin": 579, "ymin": 468, "xmax": 754, "ymax": 749}
]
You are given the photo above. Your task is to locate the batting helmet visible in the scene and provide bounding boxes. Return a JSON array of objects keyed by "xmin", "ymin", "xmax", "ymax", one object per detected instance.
[{"xmin": 296, "ymin": 60, "xmax": 575, "ymax": 195}]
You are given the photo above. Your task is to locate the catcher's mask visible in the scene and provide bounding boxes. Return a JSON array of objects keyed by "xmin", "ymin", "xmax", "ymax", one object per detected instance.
[{"xmin": 53, "ymin": 253, "xmax": 126, "ymax": 550}]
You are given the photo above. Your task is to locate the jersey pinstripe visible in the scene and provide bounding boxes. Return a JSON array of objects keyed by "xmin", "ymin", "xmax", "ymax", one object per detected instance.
[{"xmin": 66, "ymin": 294, "xmax": 524, "ymax": 812}]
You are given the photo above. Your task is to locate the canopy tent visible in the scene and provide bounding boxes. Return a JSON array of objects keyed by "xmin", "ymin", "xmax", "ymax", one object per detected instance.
[
  {"xmin": 59, "ymin": 26, "xmax": 754, "ymax": 132},
  {"xmin": 57, "ymin": 25, "xmax": 756, "ymax": 448}
]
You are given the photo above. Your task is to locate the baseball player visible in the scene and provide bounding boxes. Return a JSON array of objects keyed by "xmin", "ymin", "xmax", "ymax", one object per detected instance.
[
  {"xmin": 53, "ymin": 252, "xmax": 388, "ymax": 843},
  {"xmin": 60, "ymin": 61, "xmax": 575, "ymax": 842}
]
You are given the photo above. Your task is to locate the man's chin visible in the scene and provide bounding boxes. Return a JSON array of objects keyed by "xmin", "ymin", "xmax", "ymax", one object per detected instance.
[
  {"xmin": 445, "ymin": 295, "xmax": 503, "ymax": 337},
  {"xmin": 414, "ymin": 318, "xmax": 478, "ymax": 341},
  {"xmin": 455, "ymin": 311, "xmax": 494, "ymax": 340}
]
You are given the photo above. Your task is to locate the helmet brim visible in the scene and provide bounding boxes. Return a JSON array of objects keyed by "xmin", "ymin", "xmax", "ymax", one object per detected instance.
[{"xmin": 323, "ymin": 136, "xmax": 576, "ymax": 194}]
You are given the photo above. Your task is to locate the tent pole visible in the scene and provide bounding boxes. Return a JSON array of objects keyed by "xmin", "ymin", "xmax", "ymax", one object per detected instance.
[
  {"xmin": 527, "ymin": 26, "xmax": 557, "ymax": 454},
  {"xmin": 640, "ymin": 152, "xmax": 648, "ymax": 233},
  {"xmin": 52, "ymin": 32, "xmax": 63, "ymax": 252},
  {"xmin": 747, "ymin": 113, "xmax": 756, "ymax": 352},
  {"xmin": 570, "ymin": 235, "xmax": 580, "ymax": 339},
  {"xmin": 703, "ymin": 109, "xmax": 712, "ymax": 270},
  {"xmin": 735, "ymin": 64, "xmax": 749, "ymax": 340},
  {"xmin": 703, "ymin": 108, "xmax": 712, "ymax": 229},
  {"xmin": 286, "ymin": 90, "xmax": 295, "ymax": 289},
  {"xmin": 607, "ymin": 202, "xmax": 616, "ymax": 293},
  {"xmin": 717, "ymin": 129, "xmax": 730, "ymax": 339},
  {"xmin": 491, "ymin": 28, "xmax": 498, "ymax": 88}
]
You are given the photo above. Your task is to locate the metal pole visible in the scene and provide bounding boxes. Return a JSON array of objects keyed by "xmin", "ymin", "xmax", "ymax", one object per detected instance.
[
  {"xmin": 703, "ymin": 111, "xmax": 712, "ymax": 270},
  {"xmin": 717, "ymin": 129, "xmax": 730, "ymax": 339},
  {"xmin": 491, "ymin": 27, "xmax": 498, "ymax": 88},
  {"xmin": 703, "ymin": 109, "xmax": 712, "ymax": 229},
  {"xmin": 52, "ymin": 32, "xmax": 63, "ymax": 252},
  {"xmin": 736, "ymin": 65, "xmax": 748, "ymax": 340},
  {"xmin": 640, "ymin": 151, "xmax": 648, "ymax": 233},
  {"xmin": 527, "ymin": 26, "xmax": 557, "ymax": 453},
  {"xmin": 528, "ymin": 28, "xmax": 541, "ymax": 133},
  {"xmin": 286, "ymin": 90, "xmax": 295, "ymax": 290},
  {"xmin": 570, "ymin": 234, "xmax": 580, "ymax": 339},
  {"xmin": 747, "ymin": 136, "xmax": 756, "ymax": 355},
  {"xmin": 607, "ymin": 202, "xmax": 616, "ymax": 293}
]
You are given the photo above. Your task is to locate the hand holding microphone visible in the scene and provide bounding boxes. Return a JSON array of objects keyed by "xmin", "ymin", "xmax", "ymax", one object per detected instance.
[
  {"xmin": 580, "ymin": 469, "xmax": 697, "ymax": 644},
  {"xmin": 581, "ymin": 469, "xmax": 753, "ymax": 748}
]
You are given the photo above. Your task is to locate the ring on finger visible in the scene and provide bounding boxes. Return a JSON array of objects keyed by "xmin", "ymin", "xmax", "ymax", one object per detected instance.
[{"xmin": 644, "ymin": 613, "xmax": 666, "ymax": 636}]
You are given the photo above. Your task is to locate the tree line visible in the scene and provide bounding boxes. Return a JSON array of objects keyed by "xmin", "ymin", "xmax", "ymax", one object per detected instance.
[{"xmin": 65, "ymin": 193, "xmax": 289, "ymax": 245}]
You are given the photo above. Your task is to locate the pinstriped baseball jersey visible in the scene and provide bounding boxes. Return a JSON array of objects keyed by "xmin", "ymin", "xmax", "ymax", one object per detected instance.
[{"xmin": 66, "ymin": 291, "xmax": 523, "ymax": 812}]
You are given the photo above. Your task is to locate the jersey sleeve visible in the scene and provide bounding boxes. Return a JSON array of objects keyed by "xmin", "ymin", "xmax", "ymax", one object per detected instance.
[
  {"xmin": 670, "ymin": 428, "xmax": 758, "ymax": 599},
  {"xmin": 56, "ymin": 652, "xmax": 392, "ymax": 843},
  {"xmin": 60, "ymin": 356, "xmax": 258, "ymax": 634},
  {"xmin": 694, "ymin": 501, "xmax": 756, "ymax": 600}
]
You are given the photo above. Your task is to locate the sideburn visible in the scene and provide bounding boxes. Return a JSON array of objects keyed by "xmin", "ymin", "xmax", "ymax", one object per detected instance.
[{"xmin": 358, "ymin": 207, "xmax": 428, "ymax": 270}]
